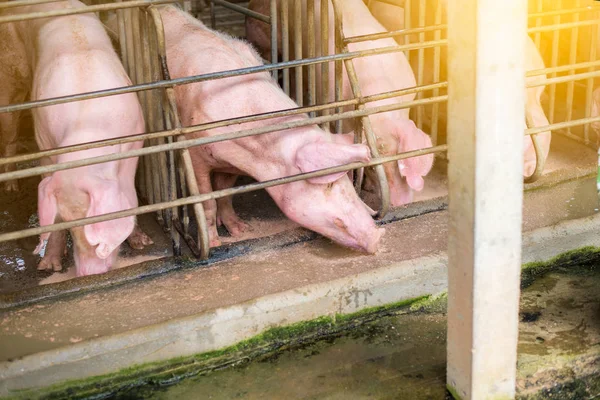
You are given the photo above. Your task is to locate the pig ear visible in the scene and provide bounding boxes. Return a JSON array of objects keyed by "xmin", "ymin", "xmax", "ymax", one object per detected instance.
[
  {"xmin": 34, "ymin": 177, "xmax": 58, "ymax": 254},
  {"xmin": 394, "ymin": 119, "xmax": 434, "ymax": 192},
  {"xmin": 83, "ymin": 180, "xmax": 135, "ymax": 259},
  {"xmin": 296, "ymin": 140, "xmax": 371, "ymax": 184}
]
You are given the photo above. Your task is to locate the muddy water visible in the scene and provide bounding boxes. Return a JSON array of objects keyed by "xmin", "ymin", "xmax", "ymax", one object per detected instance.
[{"xmin": 114, "ymin": 265, "xmax": 599, "ymax": 400}]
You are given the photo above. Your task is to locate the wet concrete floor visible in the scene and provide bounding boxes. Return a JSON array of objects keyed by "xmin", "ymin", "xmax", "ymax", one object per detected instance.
[{"xmin": 109, "ymin": 264, "xmax": 599, "ymax": 400}]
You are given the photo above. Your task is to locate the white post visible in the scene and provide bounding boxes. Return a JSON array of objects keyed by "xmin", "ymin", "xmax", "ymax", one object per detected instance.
[{"xmin": 446, "ymin": 0, "xmax": 527, "ymax": 398}]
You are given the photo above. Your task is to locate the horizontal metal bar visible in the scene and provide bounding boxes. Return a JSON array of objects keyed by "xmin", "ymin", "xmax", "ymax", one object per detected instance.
[
  {"xmin": 528, "ymin": 5, "xmax": 600, "ymax": 19},
  {"xmin": 211, "ymin": 0, "xmax": 269, "ymax": 23},
  {"xmin": 0, "ymin": 81, "xmax": 448, "ymax": 166},
  {"xmin": 344, "ymin": 24, "xmax": 448, "ymax": 44},
  {"xmin": 526, "ymin": 70, "xmax": 600, "ymax": 88},
  {"xmin": 528, "ymin": 19, "xmax": 597, "ymax": 34},
  {"xmin": 0, "ymin": 0, "xmax": 64, "ymax": 10},
  {"xmin": 0, "ymin": 143, "xmax": 449, "ymax": 244},
  {"xmin": 0, "ymin": 0, "xmax": 177, "ymax": 24},
  {"xmin": 0, "ymin": 96, "xmax": 449, "ymax": 182},
  {"xmin": 525, "ymin": 115, "xmax": 600, "ymax": 135},
  {"xmin": 0, "ymin": 39, "xmax": 446, "ymax": 114},
  {"xmin": 527, "ymin": 60, "xmax": 600, "ymax": 77}
]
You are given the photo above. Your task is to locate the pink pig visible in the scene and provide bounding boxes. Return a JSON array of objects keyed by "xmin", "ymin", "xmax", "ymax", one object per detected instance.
[
  {"xmin": 247, "ymin": 0, "xmax": 435, "ymax": 207},
  {"xmin": 12, "ymin": 0, "xmax": 152, "ymax": 276},
  {"xmin": 159, "ymin": 5, "xmax": 384, "ymax": 253}
]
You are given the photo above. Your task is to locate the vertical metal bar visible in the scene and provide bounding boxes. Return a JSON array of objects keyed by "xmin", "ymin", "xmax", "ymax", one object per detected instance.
[
  {"xmin": 116, "ymin": 0, "xmax": 128, "ymax": 71},
  {"xmin": 270, "ymin": 0, "xmax": 278, "ymax": 79},
  {"xmin": 331, "ymin": 0, "xmax": 390, "ymax": 217},
  {"xmin": 565, "ymin": 0, "xmax": 580, "ymax": 134},
  {"xmin": 446, "ymin": 0, "xmax": 526, "ymax": 398},
  {"xmin": 307, "ymin": 0, "xmax": 316, "ymax": 117},
  {"xmin": 333, "ymin": 0, "xmax": 343, "ymax": 134},
  {"xmin": 585, "ymin": 11, "xmax": 598, "ymax": 144},
  {"xmin": 430, "ymin": 0, "xmax": 442, "ymax": 147},
  {"xmin": 548, "ymin": 0, "xmax": 561, "ymax": 124},
  {"xmin": 320, "ymin": 0, "xmax": 330, "ymax": 131},
  {"xmin": 210, "ymin": 0, "xmax": 216, "ymax": 29},
  {"xmin": 404, "ymin": 0, "xmax": 411, "ymax": 62},
  {"xmin": 125, "ymin": 7, "xmax": 136, "ymax": 81},
  {"xmin": 534, "ymin": 0, "xmax": 542, "ymax": 49},
  {"xmin": 416, "ymin": 0, "xmax": 426, "ymax": 130},
  {"xmin": 293, "ymin": 0, "xmax": 303, "ymax": 106},
  {"xmin": 281, "ymin": 0, "xmax": 290, "ymax": 96}
]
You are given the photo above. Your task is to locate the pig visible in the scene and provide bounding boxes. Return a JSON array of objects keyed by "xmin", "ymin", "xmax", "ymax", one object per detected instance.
[
  {"xmin": 247, "ymin": 0, "xmax": 435, "ymax": 207},
  {"xmin": 363, "ymin": 0, "xmax": 551, "ymax": 179},
  {"xmin": 158, "ymin": 4, "xmax": 384, "ymax": 253},
  {"xmin": 0, "ymin": 22, "xmax": 30, "ymax": 192},
  {"xmin": 11, "ymin": 0, "xmax": 153, "ymax": 276}
]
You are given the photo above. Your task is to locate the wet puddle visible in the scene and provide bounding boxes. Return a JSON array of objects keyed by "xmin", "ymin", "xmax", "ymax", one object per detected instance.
[{"xmin": 111, "ymin": 264, "xmax": 599, "ymax": 400}]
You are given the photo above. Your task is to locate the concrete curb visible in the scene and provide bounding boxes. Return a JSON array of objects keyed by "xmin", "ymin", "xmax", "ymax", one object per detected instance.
[{"xmin": 1, "ymin": 212, "xmax": 600, "ymax": 396}]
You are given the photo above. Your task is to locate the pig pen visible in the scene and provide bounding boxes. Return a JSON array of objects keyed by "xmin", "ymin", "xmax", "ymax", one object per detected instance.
[{"xmin": 0, "ymin": 0, "xmax": 600, "ymax": 396}]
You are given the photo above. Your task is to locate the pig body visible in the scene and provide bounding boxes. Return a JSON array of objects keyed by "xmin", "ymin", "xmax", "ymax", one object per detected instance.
[
  {"xmin": 13, "ymin": 0, "xmax": 152, "ymax": 276},
  {"xmin": 0, "ymin": 22, "xmax": 30, "ymax": 192},
  {"xmin": 247, "ymin": 0, "xmax": 434, "ymax": 207},
  {"xmin": 159, "ymin": 5, "xmax": 384, "ymax": 253}
]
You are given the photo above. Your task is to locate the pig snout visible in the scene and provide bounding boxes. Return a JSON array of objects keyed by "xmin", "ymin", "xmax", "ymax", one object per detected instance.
[
  {"xmin": 71, "ymin": 227, "xmax": 119, "ymax": 277},
  {"xmin": 334, "ymin": 217, "xmax": 385, "ymax": 254}
]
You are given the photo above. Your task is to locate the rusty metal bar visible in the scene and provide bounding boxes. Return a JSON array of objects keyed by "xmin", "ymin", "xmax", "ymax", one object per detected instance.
[
  {"xmin": 0, "ymin": 82, "xmax": 449, "ymax": 167},
  {"xmin": 332, "ymin": 0, "xmax": 390, "ymax": 217},
  {"xmin": 430, "ymin": 0, "xmax": 443, "ymax": 147},
  {"xmin": 320, "ymin": 0, "xmax": 330, "ymax": 131},
  {"xmin": 269, "ymin": 0, "xmax": 278, "ymax": 79},
  {"xmin": 0, "ymin": 143, "xmax": 449, "ymax": 244},
  {"xmin": 0, "ymin": 38, "xmax": 448, "ymax": 114},
  {"xmin": 415, "ymin": 0, "xmax": 425, "ymax": 130},
  {"xmin": 307, "ymin": 0, "xmax": 316, "ymax": 117},
  {"xmin": 148, "ymin": 5, "xmax": 208, "ymax": 259},
  {"xmin": 211, "ymin": 0, "xmax": 269, "ymax": 23},
  {"xmin": 344, "ymin": 24, "xmax": 448, "ymax": 44},
  {"xmin": 0, "ymin": 96, "xmax": 449, "ymax": 182},
  {"xmin": 584, "ymin": 12, "xmax": 598, "ymax": 144},
  {"xmin": 280, "ymin": 0, "xmax": 290, "ymax": 95},
  {"xmin": 0, "ymin": 0, "xmax": 177, "ymax": 23},
  {"xmin": 293, "ymin": 0, "xmax": 303, "ymax": 106},
  {"xmin": 0, "ymin": 0, "xmax": 64, "ymax": 9},
  {"xmin": 565, "ymin": 0, "xmax": 581, "ymax": 134},
  {"xmin": 209, "ymin": 0, "xmax": 215, "ymax": 28}
]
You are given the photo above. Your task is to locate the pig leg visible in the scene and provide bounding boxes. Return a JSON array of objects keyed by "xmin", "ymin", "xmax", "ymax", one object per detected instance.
[
  {"xmin": 0, "ymin": 91, "xmax": 24, "ymax": 192},
  {"xmin": 37, "ymin": 230, "xmax": 67, "ymax": 272},
  {"xmin": 196, "ymin": 171, "xmax": 221, "ymax": 247},
  {"xmin": 213, "ymin": 172, "xmax": 250, "ymax": 236},
  {"xmin": 127, "ymin": 223, "xmax": 154, "ymax": 250}
]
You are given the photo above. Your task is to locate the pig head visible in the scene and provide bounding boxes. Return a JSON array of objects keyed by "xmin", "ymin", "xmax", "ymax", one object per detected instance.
[
  {"xmin": 35, "ymin": 172, "xmax": 135, "ymax": 276},
  {"xmin": 269, "ymin": 135, "xmax": 384, "ymax": 254}
]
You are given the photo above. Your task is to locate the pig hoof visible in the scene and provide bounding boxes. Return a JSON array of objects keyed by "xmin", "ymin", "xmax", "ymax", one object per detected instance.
[
  {"xmin": 222, "ymin": 216, "xmax": 250, "ymax": 237},
  {"xmin": 127, "ymin": 227, "xmax": 154, "ymax": 250},
  {"xmin": 4, "ymin": 180, "xmax": 18, "ymax": 192},
  {"xmin": 38, "ymin": 255, "xmax": 63, "ymax": 272}
]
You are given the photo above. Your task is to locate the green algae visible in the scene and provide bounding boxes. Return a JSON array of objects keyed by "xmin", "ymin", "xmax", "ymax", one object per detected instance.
[
  {"xmin": 3, "ymin": 295, "xmax": 431, "ymax": 400},
  {"xmin": 410, "ymin": 291, "xmax": 448, "ymax": 314}
]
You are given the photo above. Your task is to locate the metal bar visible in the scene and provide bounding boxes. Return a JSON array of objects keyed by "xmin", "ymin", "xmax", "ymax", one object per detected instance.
[
  {"xmin": 584, "ymin": 12, "xmax": 598, "ymax": 144},
  {"xmin": 209, "ymin": 0, "xmax": 216, "ymax": 29},
  {"xmin": 280, "ymin": 0, "xmax": 290, "ymax": 95},
  {"xmin": 0, "ymin": 96, "xmax": 449, "ymax": 182},
  {"xmin": 332, "ymin": 0, "xmax": 390, "ymax": 217},
  {"xmin": 0, "ymin": 82, "xmax": 449, "ymax": 167},
  {"xmin": 565, "ymin": 0, "xmax": 581, "ymax": 134},
  {"xmin": 415, "ymin": 0, "xmax": 425, "ymax": 130},
  {"xmin": 0, "ymin": 39, "xmax": 448, "ymax": 114},
  {"xmin": 320, "ymin": 0, "xmax": 330, "ymax": 131},
  {"xmin": 0, "ymin": 143, "xmax": 448, "ymax": 244},
  {"xmin": 116, "ymin": 0, "xmax": 129, "ymax": 72},
  {"xmin": 528, "ymin": 19, "xmax": 598, "ymax": 33},
  {"xmin": 446, "ymin": 0, "xmax": 526, "ymax": 396},
  {"xmin": 345, "ymin": 24, "xmax": 448, "ymax": 44},
  {"xmin": 430, "ymin": 0, "xmax": 443, "ymax": 147},
  {"xmin": 533, "ymin": 0, "xmax": 542, "ymax": 48},
  {"xmin": 307, "ymin": 0, "xmax": 316, "ymax": 117},
  {"xmin": 269, "ymin": 0, "xmax": 278, "ymax": 79},
  {"xmin": 528, "ymin": 5, "xmax": 600, "ymax": 19},
  {"xmin": 527, "ymin": 59, "xmax": 600, "ymax": 77},
  {"xmin": 0, "ymin": 0, "xmax": 178, "ymax": 24},
  {"xmin": 525, "ymin": 115, "xmax": 600, "ymax": 135},
  {"xmin": 0, "ymin": 0, "xmax": 65, "ymax": 9},
  {"xmin": 527, "ymin": 70, "xmax": 600, "ymax": 88},
  {"xmin": 404, "ymin": 0, "xmax": 411, "ymax": 61},
  {"xmin": 550, "ymin": 0, "xmax": 561, "ymax": 125},
  {"xmin": 333, "ymin": 0, "xmax": 343, "ymax": 134},
  {"xmin": 211, "ymin": 0, "xmax": 270, "ymax": 23},
  {"xmin": 294, "ymin": 0, "xmax": 303, "ymax": 106}
]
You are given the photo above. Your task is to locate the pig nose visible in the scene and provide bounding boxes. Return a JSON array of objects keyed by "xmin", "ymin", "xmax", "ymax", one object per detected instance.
[
  {"xmin": 95, "ymin": 243, "xmax": 112, "ymax": 259},
  {"xmin": 363, "ymin": 227, "xmax": 385, "ymax": 254}
]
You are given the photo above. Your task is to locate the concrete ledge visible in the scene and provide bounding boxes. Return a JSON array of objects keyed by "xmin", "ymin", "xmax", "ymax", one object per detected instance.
[{"xmin": 2, "ymin": 212, "xmax": 600, "ymax": 396}]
